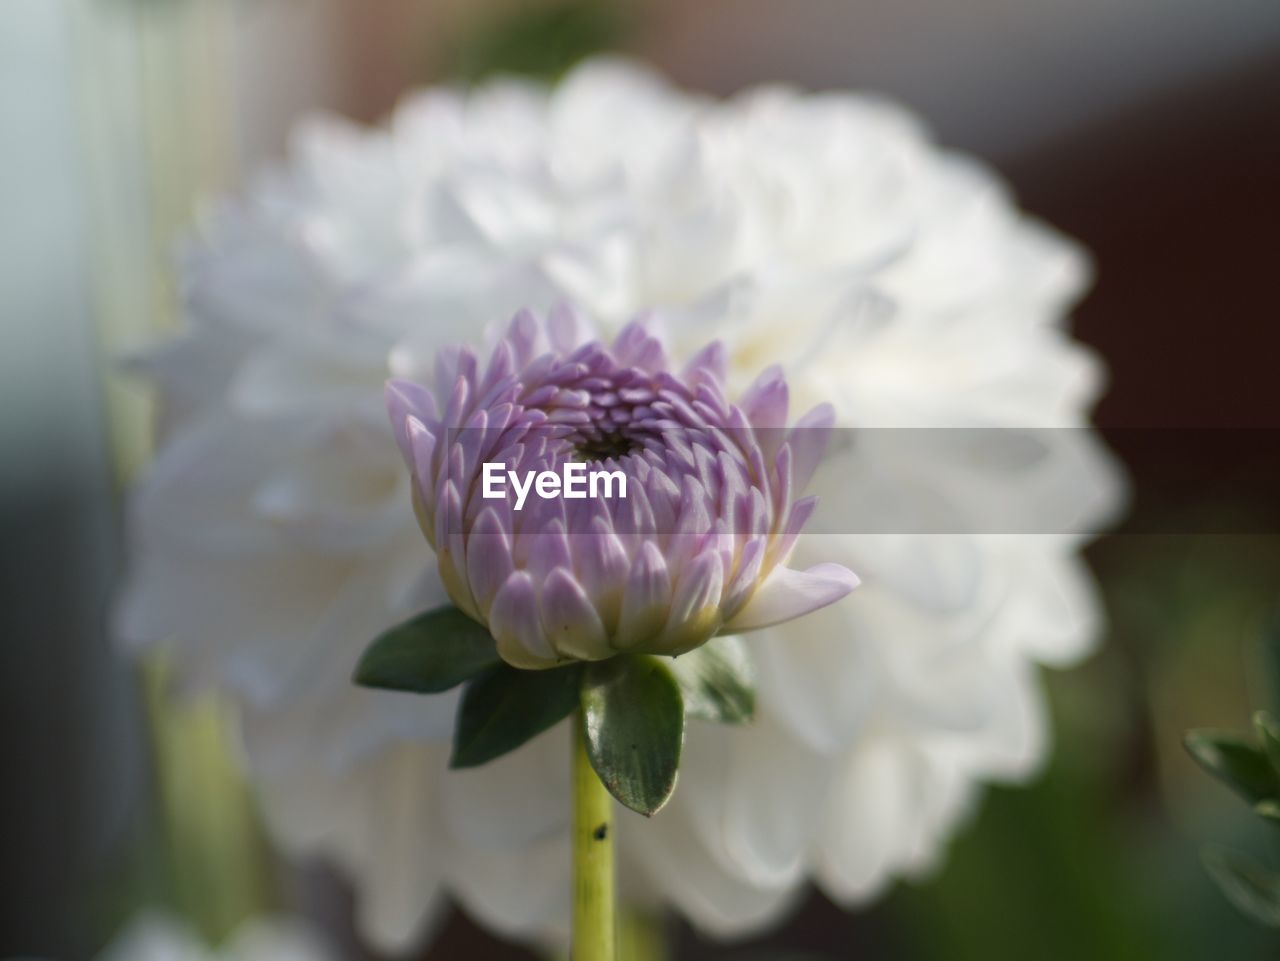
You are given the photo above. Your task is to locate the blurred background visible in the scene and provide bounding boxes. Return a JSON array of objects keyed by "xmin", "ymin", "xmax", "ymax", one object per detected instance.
[{"xmin": 3, "ymin": 0, "xmax": 1280, "ymax": 958}]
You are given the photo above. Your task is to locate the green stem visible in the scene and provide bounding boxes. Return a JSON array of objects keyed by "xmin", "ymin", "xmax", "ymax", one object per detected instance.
[{"xmin": 573, "ymin": 713, "xmax": 616, "ymax": 961}]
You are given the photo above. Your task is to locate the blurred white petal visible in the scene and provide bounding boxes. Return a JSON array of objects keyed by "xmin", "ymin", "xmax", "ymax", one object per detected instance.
[{"xmin": 116, "ymin": 56, "xmax": 1123, "ymax": 952}]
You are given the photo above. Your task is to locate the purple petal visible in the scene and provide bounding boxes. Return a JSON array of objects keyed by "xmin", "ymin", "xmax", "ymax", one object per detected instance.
[
  {"xmin": 739, "ymin": 365, "xmax": 789, "ymax": 430},
  {"xmin": 385, "ymin": 379, "xmax": 435, "ymax": 463},
  {"xmin": 681, "ymin": 340, "xmax": 727, "ymax": 388},
  {"xmin": 658, "ymin": 551, "xmax": 724, "ymax": 654},
  {"xmin": 577, "ymin": 517, "xmax": 629, "ymax": 632},
  {"xmin": 547, "ymin": 302, "xmax": 587, "ymax": 354},
  {"xmin": 769, "ymin": 495, "xmax": 818, "ymax": 567},
  {"xmin": 488, "ymin": 571, "xmax": 556, "ymax": 668},
  {"xmin": 434, "ymin": 480, "xmax": 475, "ymax": 616},
  {"xmin": 615, "ymin": 541, "xmax": 672, "ymax": 650},
  {"xmin": 788, "ymin": 403, "xmax": 835, "ymax": 492},
  {"xmin": 724, "ymin": 534, "xmax": 767, "ymax": 614},
  {"xmin": 406, "ymin": 418, "xmax": 438, "ymax": 502},
  {"xmin": 506, "ymin": 308, "xmax": 541, "ymax": 367},
  {"xmin": 524, "ymin": 519, "xmax": 573, "ymax": 582},
  {"xmin": 539, "ymin": 567, "xmax": 608, "ymax": 660},
  {"xmin": 612, "ymin": 320, "xmax": 667, "ymax": 371},
  {"xmin": 465, "ymin": 507, "xmax": 514, "ymax": 614},
  {"xmin": 454, "ymin": 368, "xmax": 479, "ymax": 423}
]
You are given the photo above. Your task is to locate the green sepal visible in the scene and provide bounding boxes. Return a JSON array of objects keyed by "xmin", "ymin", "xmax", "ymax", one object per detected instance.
[
  {"xmin": 450, "ymin": 662, "xmax": 584, "ymax": 769},
  {"xmin": 582, "ymin": 655, "xmax": 684, "ymax": 817},
  {"xmin": 354, "ymin": 605, "xmax": 500, "ymax": 694},
  {"xmin": 1184, "ymin": 729, "xmax": 1280, "ymax": 803},
  {"xmin": 1202, "ymin": 844, "xmax": 1280, "ymax": 927},
  {"xmin": 668, "ymin": 635, "xmax": 755, "ymax": 724}
]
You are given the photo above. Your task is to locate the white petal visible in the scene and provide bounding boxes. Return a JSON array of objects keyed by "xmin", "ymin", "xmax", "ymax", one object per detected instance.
[
  {"xmin": 813, "ymin": 735, "xmax": 917, "ymax": 903},
  {"xmin": 719, "ymin": 709, "xmax": 833, "ymax": 887},
  {"xmin": 441, "ymin": 722, "xmax": 570, "ymax": 850},
  {"xmin": 751, "ymin": 603, "xmax": 878, "ymax": 754},
  {"xmin": 620, "ymin": 736, "xmax": 801, "ymax": 939}
]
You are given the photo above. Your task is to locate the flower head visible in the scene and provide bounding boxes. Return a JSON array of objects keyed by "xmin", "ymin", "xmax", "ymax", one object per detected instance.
[{"xmin": 387, "ymin": 308, "xmax": 856, "ymax": 668}]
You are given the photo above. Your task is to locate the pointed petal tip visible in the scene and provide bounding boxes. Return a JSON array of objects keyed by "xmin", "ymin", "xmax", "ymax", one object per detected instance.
[
  {"xmin": 385, "ymin": 377, "xmax": 428, "ymax": 411},
  {"xmin": 797, "ymin": 401, "xmax": 836, "ymax": 430},
  {"xmin": 386, "ymin": 379, "xmax": 434, "ymax": 462},
  {"xmin": 726, "ymin": 562, "xmax": 859, "ymax": 632}
]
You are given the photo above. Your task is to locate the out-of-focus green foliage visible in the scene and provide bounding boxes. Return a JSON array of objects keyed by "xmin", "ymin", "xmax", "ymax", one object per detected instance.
[
  {"xmin": 448, "ymin": 0, "xmax": 630, "ymax": 84},
  {"xmin": 1185, "ymin": 725, "xmax": 1280, "ymax": 805},
  {"xmin": 889, "ymin": 667, "xmax": 1181, "ymax": 961},
  {"xmin": 888, "ymin": 532, "xmax": 1280, "ymax": 961},
  {"xmin": 91, "ymin": 660, "xmax": 272, "ymax": 949},
  {"xmin": 1203, "ymin": 844, "xmax": 1280, "ymax": 927},
  {"xmin": 1184, "ymin": 615, "xmax": 1280, "ymax": 927}
]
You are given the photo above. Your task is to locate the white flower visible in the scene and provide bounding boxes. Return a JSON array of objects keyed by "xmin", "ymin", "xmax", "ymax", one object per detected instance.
[
  {"xmin": 117, "ymin": 59, "xmax": 1122, "ymax": 951},
  {"xmin": 13, "ymin": 914, "xmax": 336, "ymax": 961}
]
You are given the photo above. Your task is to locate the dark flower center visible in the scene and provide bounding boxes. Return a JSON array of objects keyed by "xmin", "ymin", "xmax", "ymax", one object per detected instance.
[{"xmin": 572, "ymin": 429, "xmax": 640, "ymax": 463}]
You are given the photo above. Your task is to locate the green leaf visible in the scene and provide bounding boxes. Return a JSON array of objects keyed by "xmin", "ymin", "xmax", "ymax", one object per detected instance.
[
  {"xmin": 1184, "ymin": 729, "xmax": 1279, "ymax": 803},
  {"xmin": 354, "ymin": 605, "xmax": 500, "ymax": 694},
  {"xmin": 582, "ymin": 656, "xmax": 684, "ymax": 817},
  {"xmin": 668, "ymin": 635, "xmax": 755, "ymax": 724},
  {"xmin": 1202, "ymin": 844, "xmax": 1280, "ymax": 927},
  {"xmin": 451, "ymin": 663, "xmax": 583, "ymax": 769}
]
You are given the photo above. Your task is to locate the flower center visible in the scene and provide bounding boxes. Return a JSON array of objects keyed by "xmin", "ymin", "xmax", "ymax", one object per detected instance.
[{"xmin": 571, "ymin": 428, "xmax": 639, "ymax": 463}]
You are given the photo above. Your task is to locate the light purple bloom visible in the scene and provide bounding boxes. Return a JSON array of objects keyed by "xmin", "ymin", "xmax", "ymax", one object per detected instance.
[{"xmin": 386, "ymin": 307, "xmax": 857, "ymax": 669}]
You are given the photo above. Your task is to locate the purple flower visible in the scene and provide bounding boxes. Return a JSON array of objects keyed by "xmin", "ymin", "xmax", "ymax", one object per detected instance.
[{"xmin": 386, "ymin": 307, "xmax": 857, "ymax": 669}]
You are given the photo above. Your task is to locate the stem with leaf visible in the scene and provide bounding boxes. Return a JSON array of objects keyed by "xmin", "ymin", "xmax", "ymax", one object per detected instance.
[
  {"xmin": 573, "ymin": 714, "xmax": 616, "ymax": 961},
  {"xmin": 355, "ymin": 606, "xmax": 756, "ymax": 957}
]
